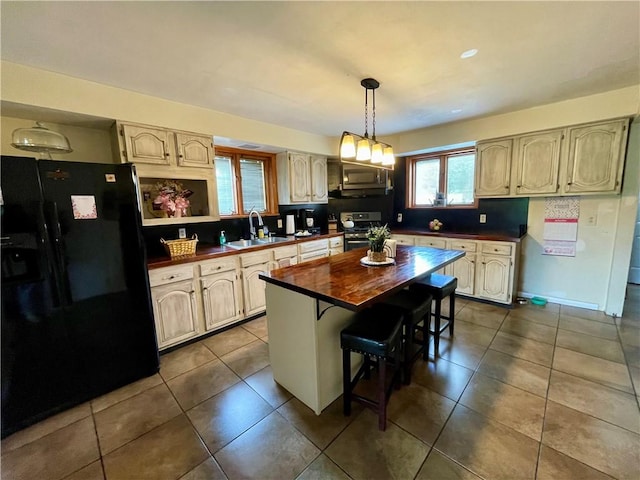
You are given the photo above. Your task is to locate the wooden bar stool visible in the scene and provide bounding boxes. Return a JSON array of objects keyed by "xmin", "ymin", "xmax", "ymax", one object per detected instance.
[
  {"xmin": 410, "ymin": 274, "xmax": 457, "ymax": 355},
  {"xmin": 340, "ymin": 304, "xmax": 404, "ymax": 431},
  {"xmin": 380, "ymin": 290, "xmax": 432, "ymax": 384}
]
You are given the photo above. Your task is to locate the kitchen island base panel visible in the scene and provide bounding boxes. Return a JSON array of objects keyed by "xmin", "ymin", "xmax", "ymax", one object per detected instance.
[{"xmin": 265, "ymin": 284, "xmax": 361, "ymax": 415}]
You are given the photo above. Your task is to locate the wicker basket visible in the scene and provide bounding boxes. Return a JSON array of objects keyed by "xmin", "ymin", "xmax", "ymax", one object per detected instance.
[{"xmin": 161, "ymin": 234, "xmax": 198, "ymax": 258}]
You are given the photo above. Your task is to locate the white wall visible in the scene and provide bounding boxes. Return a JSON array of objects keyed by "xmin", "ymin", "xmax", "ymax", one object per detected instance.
[
  {"xmin": 1, "ymin": 116, "xmax": 114, "ymax": 163},
  {"xmin": 1, "ymin": 61, "xmax": 334, "ymax": 156}
]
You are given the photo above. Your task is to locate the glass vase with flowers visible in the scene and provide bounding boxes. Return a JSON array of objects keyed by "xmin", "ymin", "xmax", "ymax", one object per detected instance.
[
  {"xmin": 153, "ymin": 180, "xmax": 193, "ymax": 218},
  {"xmin": 367, "ymin": 224, "xmax": 391, "ymax": 262}
]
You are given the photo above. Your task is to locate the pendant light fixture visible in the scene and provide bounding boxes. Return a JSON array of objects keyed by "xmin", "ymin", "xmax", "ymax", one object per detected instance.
[{"xmin": 339, "ymin": 78, "xmax": 395, "ymax": 170}]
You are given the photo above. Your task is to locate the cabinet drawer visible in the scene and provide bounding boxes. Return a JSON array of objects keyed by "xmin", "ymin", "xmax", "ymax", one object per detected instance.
[
  {"xmin": 273, "ymin": 245, "xmax": 298, "ymax": 260},
  {"xmin": 329, "ymin": 236, "xmax": 344, "ymax": 248},
  {"xmin": 239, "ymin": 250, "xmax": 272, "ymax": 268},
  {"xmin": 415, "ymin": 237, "xmax": 446, "ymax": 248},
  {"xmin": 481, "ymin": 242, "xmax": 512, "ymax": 256},
  {"xmin": 391, "ymin": 235, "xmax": 415, "ymax": 245},
  {"xmin": 149, "ymin": 265, "xmax": 194, "ymax": 287},
  {"xmin": 199, "ymin": 257, "xmax": 238, "ymax": 276},
  {"xmin": 448, "ymin": 240, "xmax": 477, "ymax": 252},
  {"xmin": 298, "ymin": 239, "xmax": 328, "ymax": 254}
]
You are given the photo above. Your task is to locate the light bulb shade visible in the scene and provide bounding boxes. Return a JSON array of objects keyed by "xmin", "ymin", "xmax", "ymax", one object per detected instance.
[
  {"xmin": 340, "ymin": 133, "xmax": 356, "ymax": 158},
  {"xmin": 382, "ymin": 146, "xmax": 395, "ymax": 165},
  {"xmin": 371, "ymin": 143, "xmax": 384, "ymax": 163},
  {"xmin": 356, "ymin": 139, "xmax": 371, "ymax": 161}
]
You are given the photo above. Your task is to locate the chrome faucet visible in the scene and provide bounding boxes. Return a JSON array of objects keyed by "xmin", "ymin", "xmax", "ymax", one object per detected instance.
[{"xmin": 248, "ymin": 208, "xmax": 264, "ymax": 239}]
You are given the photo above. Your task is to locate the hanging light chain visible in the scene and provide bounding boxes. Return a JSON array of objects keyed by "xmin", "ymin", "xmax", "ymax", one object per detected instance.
[
  {"xmin": 363, "ymin": 87, "xmax": 369, "ymax": 138},
  {"xmin": 371, "ymin": 87, "xmax": 377, "ymax": 141}
]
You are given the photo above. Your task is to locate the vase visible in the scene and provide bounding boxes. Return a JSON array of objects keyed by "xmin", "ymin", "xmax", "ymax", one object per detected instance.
[{"xmin": 368, "ymin": 251, "xmax": 387, "ymax": 263}]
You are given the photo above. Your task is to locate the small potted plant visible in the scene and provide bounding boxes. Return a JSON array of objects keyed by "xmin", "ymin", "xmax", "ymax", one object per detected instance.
[{"xmin": 367, "ymin": 224, "xmax": 391, "ymax": 262}]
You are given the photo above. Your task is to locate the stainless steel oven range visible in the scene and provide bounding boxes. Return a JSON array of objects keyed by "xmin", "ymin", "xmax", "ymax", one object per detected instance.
[{"xmin": 340, "ymin": 211, "xmax": 382, "ymax": 251}]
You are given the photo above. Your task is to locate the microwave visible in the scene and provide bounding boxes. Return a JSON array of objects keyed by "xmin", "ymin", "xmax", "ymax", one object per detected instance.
[{"xmin": 342, "ymin": 165, "xmax": 387, "ymax": 191}]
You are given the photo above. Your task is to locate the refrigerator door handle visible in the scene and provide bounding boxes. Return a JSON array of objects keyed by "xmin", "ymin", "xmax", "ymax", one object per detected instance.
[{"xmin": 44, "ymin": 201, "xmax": 72, "ymax": 306}]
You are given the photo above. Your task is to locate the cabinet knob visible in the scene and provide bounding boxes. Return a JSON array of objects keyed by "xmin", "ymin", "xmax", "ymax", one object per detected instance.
[
  {"xmin": 179, "ymin": 154, "xmax": 184, "ymax": 158},
  {"xmin": 567, "ymin": 182, "xmax": 572, "ymax": 186},
  {"xmin": 165, "ymin": 153, "xmax": 170, "ymax": 157}
]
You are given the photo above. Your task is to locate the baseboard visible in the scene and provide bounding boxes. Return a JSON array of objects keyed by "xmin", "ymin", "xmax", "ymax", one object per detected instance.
[{"xmin": 517, "ymin": 291, "xmax": 600, "ymax": 311}]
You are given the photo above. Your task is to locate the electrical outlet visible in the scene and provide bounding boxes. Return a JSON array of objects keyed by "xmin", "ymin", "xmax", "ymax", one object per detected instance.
[
  {"xmin": 479, "ymin": 214, "xmax": 487, "ymax": 224},
  {"xmin": 277, "ymin": 218, "xmax": 283, "ymax": 229},
  {"xmin": 585, "ymin": 214, "xmax": 597, "ymax": 226},
  {"xmin": 397, "ymin": 213, "xmax": 403, "ymax": 223},
  {"xmin": 178, "ymin": 228, "xmax": 186, "ymax": 239}
]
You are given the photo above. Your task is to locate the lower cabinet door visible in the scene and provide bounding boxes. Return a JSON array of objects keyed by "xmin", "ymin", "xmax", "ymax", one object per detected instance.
[
  {"xmin": 201, "ymin": 271, "xmax": 242, "ymax": 331},
  {"xmin": 476, "ymin": 255, "xmax": 511, "ymax": 303},
  {"xmin": 447, "ymin": 254, "xmax": 476, "ymax": 296},
  {"xmin": 242, "ymin": 263, "xmax": 269, "ymax": 317},
  {"xmin": 150, "ymin": 279, "xmax": 200, "ymax": 349}
]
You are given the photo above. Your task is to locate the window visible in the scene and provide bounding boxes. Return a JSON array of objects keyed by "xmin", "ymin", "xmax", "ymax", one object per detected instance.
[
  {"xmin": 407, "ymin": 148, "xmax": 476, "ymax": 208},
  {"xmin": 214, "ymin": 147, "xmax": 278, "ymax": 216}
]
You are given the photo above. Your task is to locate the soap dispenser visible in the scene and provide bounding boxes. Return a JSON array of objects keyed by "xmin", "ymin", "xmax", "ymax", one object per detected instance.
[{"xmin": 219, "ymin": 230, "xmax": 227, "ymax": 246}]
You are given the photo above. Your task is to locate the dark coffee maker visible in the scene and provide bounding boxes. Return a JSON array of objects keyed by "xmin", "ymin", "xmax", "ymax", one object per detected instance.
[{"xmin": 298, "ymin": 208, "xmax": 319, "ymax": 233}]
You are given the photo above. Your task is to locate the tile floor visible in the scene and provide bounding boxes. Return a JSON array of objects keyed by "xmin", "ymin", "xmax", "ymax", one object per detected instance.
[{"xmin": 2, "ymin": 288, "xmax": 640, "ymax": 480}]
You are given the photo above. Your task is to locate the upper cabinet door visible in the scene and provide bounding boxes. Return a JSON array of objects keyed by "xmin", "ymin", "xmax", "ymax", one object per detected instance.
[
  {"xmin": 289, "ymin": 153, "xmax": 312, "ymax": 203},
  {"xmin": 475, "ymin": 140, "xmax": 512, "ymax": 197},
  {"xmin": 564, "ymin": 119, "xmax": 628, "ymax": 194},
  {"xmin": 122, "ymin": 124, "xmax": 173, "ymax": 165},
  {"xmin": 310, "ymin": 156, "xmax": 328, "ymax": 203},
  {"xmin": 514, "ymin": 130, "xmax": 563, "ymax": 195},
  {"xmin": 176, "ymin": 133, "xmax": 214, "ymax": 168}
]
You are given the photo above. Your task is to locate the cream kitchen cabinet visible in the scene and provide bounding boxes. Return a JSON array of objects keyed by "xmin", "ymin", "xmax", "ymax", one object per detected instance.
[
  {"xmin": 328, "ymin": 236, "xmax": 344, "ymax": 256},
  {"xmin": 114, "ymin": 121, "xmax": 214, "ymax": 168},
  {"xmin": 272, "ymin": 244, "xmax": 299, "ymax": 267},
  {"xmin": 298, "ymin": 238, "xmax": 329, "ymax": 262},
  {"xmin": 475, "ymin": 242, "xmax": 515, "ymax": 303},
  {"xmin": 445, "ymin": 239, "xmax": 477, "ymax": 296},
  {"xmin": 276, "ymin": 151, "xmax": 328, "ymax": 204},
  {"xmin": 415, "ymin": 237, "xmax": 447, "ymax": 274},
  {"xmin": 475, "ymin": 117, "xmax": 630, "ymax": 199},
  {"xmin": 513, "ymin": 129, "xmax": 563, "ymax": 196},
  {"xmin": 239, "ymin": 250, "xmax": 271, "ymax": 317},
  {"xmin": 390, "ymin": 234, "xmax": 415, "ymax": 246},
  {"xmin": 391, "ymin": 233, "xmax": 519, "ymax": 305},
  {"xmin": 199, "ymin": 257, "xmax": 243, "ymax": 332},
  {"xmin": 475, "ymin": 139, "xmax": 512, "ymax": 197},
  {"xmin": 148, "ymin": 265, "xmax": 201, "ymax": 349},
  {"xmin": 563, "ymin": 118, "xmax": 629, "ymax": 194}
]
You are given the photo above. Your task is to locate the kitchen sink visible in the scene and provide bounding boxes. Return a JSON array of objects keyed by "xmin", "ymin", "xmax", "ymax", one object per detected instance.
[
  {"xmin": 256, "ymin": 236, "xmax": 291, "ymax": 245},
  {"xmin": 225, "ymin": 237, "xmax": 290, "ymax": 249}
]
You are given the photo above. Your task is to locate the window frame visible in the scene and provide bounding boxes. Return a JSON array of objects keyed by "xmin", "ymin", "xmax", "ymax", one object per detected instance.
[
  {"xmin": 406, "ymin": 147, "xmax": 477, "ymax": 209},
  {"xmin": 214, "ymin": 146, "xmax": 279, "ymax": 218}
]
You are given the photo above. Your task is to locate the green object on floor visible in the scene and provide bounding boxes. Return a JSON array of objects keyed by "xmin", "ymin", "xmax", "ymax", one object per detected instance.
[{"xmin": 531, "ymin": 296, "xmax": 547, "ymax": 306}]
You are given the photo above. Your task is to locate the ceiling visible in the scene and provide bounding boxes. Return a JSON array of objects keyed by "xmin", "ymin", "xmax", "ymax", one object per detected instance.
[{"xmin": 1, "ymin": 1, "xmax": 639, "ymax": 145}]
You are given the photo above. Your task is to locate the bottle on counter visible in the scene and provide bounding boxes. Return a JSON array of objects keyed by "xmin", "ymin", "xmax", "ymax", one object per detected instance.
[{"xmin": 219, "ymin": 230, "xmax": 227, "ymax": 245}]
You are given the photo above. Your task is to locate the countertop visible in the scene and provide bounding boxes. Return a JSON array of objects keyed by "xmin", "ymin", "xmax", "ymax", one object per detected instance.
[
  {"xmin": 259, "ymin": 245, "xmax": 465, "ymax": 311},
  {"xmin": 391, "ymin": 228, "xmax": 525, "ymax": 243},
  {"xmin": 147, "ymin": 232, "xmax": 344, "ymax": 269}
]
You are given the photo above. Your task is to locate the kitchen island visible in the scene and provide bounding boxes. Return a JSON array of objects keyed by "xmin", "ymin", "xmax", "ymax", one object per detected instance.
[{"xmin": 259, "ymin": 245, "xmax": 465, "ymax": 414}]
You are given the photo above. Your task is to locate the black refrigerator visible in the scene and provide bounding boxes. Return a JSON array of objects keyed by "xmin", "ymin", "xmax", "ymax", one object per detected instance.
[{"xmin": 1, "ymin": 156, "xmax": 159, "ymax": 438}]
